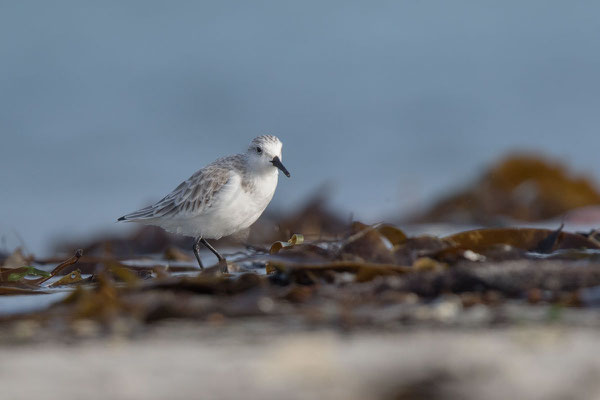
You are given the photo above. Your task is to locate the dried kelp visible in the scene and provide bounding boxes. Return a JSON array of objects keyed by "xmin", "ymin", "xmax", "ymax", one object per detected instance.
[
  {"xmin": 413, "ymin": 154, "xmax": 600, "ymax": 224},
  {"xmin": 3, "ymin": 222, "xmax": 600, "ymax": 335}
]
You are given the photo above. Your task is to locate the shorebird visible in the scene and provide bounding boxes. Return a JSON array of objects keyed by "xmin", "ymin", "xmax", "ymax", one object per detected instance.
[{"xmin": 118, "ymin": 135, "xmax": 290, "ymax": 268}]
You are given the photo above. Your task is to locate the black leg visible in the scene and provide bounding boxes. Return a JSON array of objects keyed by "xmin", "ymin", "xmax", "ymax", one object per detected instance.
[
  {"xmin": 200, "ymin": 238, "xmax": 225, "ymax": 261},
  {"xmin": 192, "ymin": 237, "xmax": 204, "ymax": 269}
]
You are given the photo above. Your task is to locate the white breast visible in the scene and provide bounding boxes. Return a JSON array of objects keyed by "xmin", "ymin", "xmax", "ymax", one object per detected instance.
[{"xmin": 183, "ymin": 170, "xmax": 279, "ymax": 239}]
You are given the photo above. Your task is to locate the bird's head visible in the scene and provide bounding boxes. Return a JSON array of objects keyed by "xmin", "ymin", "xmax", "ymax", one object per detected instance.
[{"xmin": 246, "ymin": 135, "xmax": 290, "ymax": 177}]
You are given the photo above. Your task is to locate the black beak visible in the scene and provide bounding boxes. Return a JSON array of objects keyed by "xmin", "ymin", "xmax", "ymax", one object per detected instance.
[{"xmin": 270, "ymin": 156, "xmax": 290, "ymax": 177}]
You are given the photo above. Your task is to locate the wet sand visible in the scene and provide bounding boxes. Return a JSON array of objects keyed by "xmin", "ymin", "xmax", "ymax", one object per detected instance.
[{"xmin": 2, "ymin": 322, "xmax": 599, "ymax": 400}]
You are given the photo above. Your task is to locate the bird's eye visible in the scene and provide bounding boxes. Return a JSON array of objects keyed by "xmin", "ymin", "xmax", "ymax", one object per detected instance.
[{"xmin": 256, "ymin": 147, "xmax": 262, "ymax": 154}]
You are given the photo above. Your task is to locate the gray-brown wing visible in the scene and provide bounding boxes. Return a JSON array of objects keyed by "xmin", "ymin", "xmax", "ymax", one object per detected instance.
[{"xmin": 119, "ymin": 165, "xmax": 233, "ymax": 221}]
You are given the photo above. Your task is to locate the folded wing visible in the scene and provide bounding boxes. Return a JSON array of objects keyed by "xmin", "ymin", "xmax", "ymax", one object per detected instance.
[{"xmin": 118, "ymin": 164, "xmax": 233, "ymax": 222}]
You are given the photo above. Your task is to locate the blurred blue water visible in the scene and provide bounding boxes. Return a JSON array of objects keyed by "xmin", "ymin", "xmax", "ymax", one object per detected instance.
[{"xmin": 1, "ymin": 1, "xmax": 599, "ymax": 255}]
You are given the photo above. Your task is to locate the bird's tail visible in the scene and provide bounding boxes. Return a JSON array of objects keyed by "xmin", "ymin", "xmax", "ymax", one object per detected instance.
[{"xmin": 116, "ymin": 206, "xmax": 156, "ymax": 222}]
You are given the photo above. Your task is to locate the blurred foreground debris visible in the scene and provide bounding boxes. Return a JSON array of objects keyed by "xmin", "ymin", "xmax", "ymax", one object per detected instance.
[{"xmin": 3, "ymin": 221, "xmax": 600, "ymax": 338}]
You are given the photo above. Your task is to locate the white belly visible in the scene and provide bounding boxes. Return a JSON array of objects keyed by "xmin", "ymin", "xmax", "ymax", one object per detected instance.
[{"xmin": 155, "ymin": 170, "xmax": 278, "ymax": 239}]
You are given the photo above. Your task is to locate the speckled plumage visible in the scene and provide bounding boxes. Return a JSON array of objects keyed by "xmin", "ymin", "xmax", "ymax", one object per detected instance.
[
  {"xmin": 122, "ymin": 154, "xmax": 245, "ymax": 220},
  {"xmin": 118, "ymin": 135, "xmax": 288, "ymax": 241}
]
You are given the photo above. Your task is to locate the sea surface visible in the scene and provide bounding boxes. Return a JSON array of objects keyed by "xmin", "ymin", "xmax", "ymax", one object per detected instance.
[{"xmin": 1, "ymin": 1, "xmax": 599, "ymax": 255}]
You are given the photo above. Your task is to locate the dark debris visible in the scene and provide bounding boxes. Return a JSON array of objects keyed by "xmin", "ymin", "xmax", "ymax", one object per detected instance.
[{"xmin": 3, "ymin": 220, "xmax": 600, "ymax": 338}]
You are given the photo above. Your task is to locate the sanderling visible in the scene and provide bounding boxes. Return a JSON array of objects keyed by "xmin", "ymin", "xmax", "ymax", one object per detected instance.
[{"xmin": 117, "ymin": 135, "xmax": 290, "ymax": 268}]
